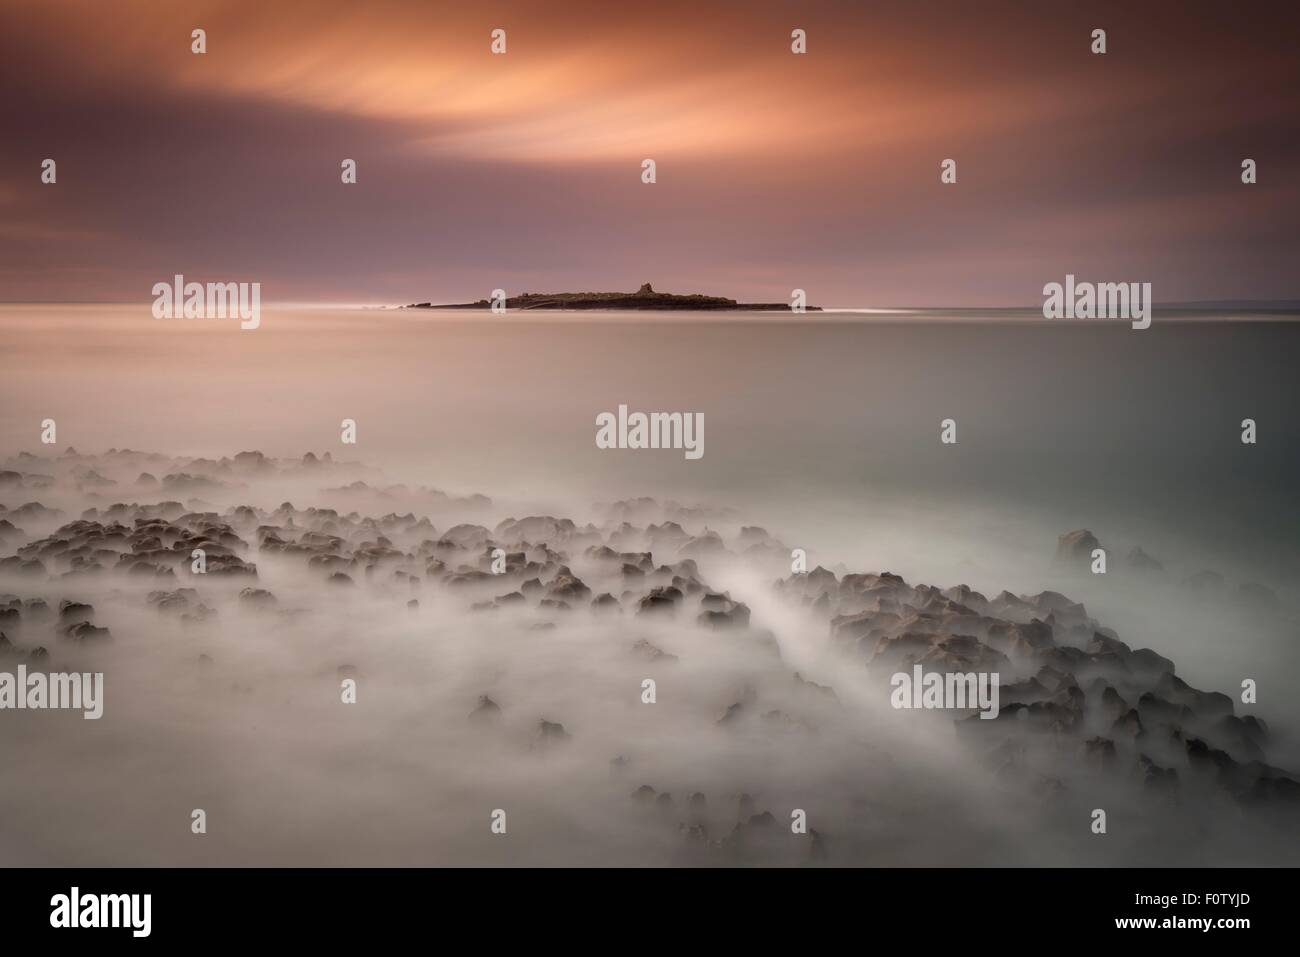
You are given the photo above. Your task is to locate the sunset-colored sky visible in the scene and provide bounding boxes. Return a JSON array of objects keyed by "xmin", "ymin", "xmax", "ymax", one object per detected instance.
[{"xmin": 2, "ymin": 0, "xmax": 1297, "ymax": 306}]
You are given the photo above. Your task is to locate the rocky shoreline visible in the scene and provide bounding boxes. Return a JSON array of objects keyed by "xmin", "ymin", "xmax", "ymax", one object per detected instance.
[{"xmin": 2, "ymin": 448, "xmax": 1296, "ymax": 864}]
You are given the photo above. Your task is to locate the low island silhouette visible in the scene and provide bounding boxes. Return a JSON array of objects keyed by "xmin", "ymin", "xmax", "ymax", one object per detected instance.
[{"xmin": 406, "ymin": 283, "xmax": 820, "ymax": 311}]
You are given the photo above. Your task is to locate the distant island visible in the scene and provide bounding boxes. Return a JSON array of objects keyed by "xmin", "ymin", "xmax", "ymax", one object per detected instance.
[{"xmin": 405, "ymin": 283, "xmax": 820, "ymax": 311}]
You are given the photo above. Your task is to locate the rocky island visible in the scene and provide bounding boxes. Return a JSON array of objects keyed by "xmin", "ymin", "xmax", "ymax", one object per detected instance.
[{"xmin": 406, "ymin": 283, "xmax": 820, "ymax": 311}]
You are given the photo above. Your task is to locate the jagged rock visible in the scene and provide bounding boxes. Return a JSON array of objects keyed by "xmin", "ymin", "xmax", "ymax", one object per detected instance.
[
  {"xmin": 716, "ymin": 702, "xmax": 746, "ymax": 725},
  {"xmin": 1155, "ymin": 672, "xmax": 1232, "ymax": 720},
  {"xmin": 147, "ymin": 588, "xmax": 199, "ymax": 613},
  {"xmin": 537, "ymin": 719, "xmax": 570, "ymax": 742},
  {"xmin": 1127, "ymin": 546, "xmax": 1164, "ymax": 572},
  {"xmin": 697, "ymin": 603, "xmax": 751, "ymax": 629},
  {"xmin": 792, "ymin": 672, "xmax": 837, "ymax": 702},
  {"xmin": 1212, "ymin": 715, "xmax": 1267, "ymax": 761},
  {"xmin": 1112, "ymin": 708, "xmax": 1144, "ymax": 741},
  {"xmin": 0, "ymin": 556, "xmax": 46, "ymax": 578},
  {"xmin": 636, "ymin": 585, "xmax": 682, "ymax": 616},
  {"xmin": 1084, "ymin": 736, "xmax": 1118, "ymax": 771},
  {"xmin": 631, "ymin": 638, "xmax": 677, "ymax": 662},
  {"xmin": 61, "ymin": 621, "xmax": 111, "ymax": 641},
  {"xmin": 58, "ymin": 600, "xmax": 94, "ymax": 624},
  {"xmin": 22, "ymin": 598, "xmax": 51, "ymax": 620},
  {"xmin": 1055, "ymin": 529, "xmax": 1101, "ymax": 565},
  {"xmin": 1098, "ymin": 684, "xmax": 1129, "ymax": 723},
  {"xmin": 590, "ymin": 592, "xmax": 620, "ymax": 611},
  {"xmin": 680, "ymin": 823, "xmax": 708, "ymax": 845},
  {"xmin": 238, "ymin": 587, "xmax": 278, "ymax": 607},
  {"xmin": 1135, "ymin": 754, "xmax": 1179, "ymax": 792},
  {"xmin": 546, "ymin": 569, "xmax": 591, "ymax": 602},
  {"xmin": 1137, "ymin": 692, "xmax": 1194, "ymax": 727}
]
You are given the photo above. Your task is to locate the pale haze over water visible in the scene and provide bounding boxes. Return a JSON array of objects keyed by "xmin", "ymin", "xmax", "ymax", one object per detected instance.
[
  {"xmin": 3, "ymin": 303, "xmax": 1299, "ymax": 764},
  {"xmin": 3, "ymin": 304, "xmax": 1296, "ymax": 568}
]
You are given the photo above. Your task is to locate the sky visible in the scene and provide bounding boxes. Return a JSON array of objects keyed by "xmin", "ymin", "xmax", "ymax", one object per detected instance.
[{"xmin": 1, "ymin": 0, "xmax": 1297, "ymax": 307}]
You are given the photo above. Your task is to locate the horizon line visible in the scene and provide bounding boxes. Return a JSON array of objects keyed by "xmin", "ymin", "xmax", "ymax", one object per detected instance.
[{"xmin": 4, "ymin": 298, "xmax": 1300, "ymax": 313}]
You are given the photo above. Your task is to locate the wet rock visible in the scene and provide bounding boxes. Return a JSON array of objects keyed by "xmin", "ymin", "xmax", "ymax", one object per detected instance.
[
  {"xmin": 1155, "ymin": 672, "xmax": 1232, "ymax": 720},
  {"xmin": 22, "ymin": 598, "xmax": 51, "ymax": 620},
  {"xmin": 697, "ymin": 604, "xmax": 751, "ymax": 629},
  {"xmin": 1137, "ymin": 692, "xmax": 1194, "ymax": 728},
  {"xmin": 1127, "ymin": 546, "xmax": 1164, "ymax": 573},
  {"xmin": 147, "ymin": 588, "xmax": 199, "ymax": 614},
  {"xmin": 631, "ymin": 638, "xmax": 677, "ymax": 662},
  {"xmin": 636, "ymin": 585, "xmax": 682, "ymax": 616},
  {"xmin": 1112, "ymin": 709, "xmax": 1144, "ymax": 741},
  {"xmin": 1097, "ymin": 684, "xmax": 1129, "ymax": 723},
  {"xmin": 1055, "ymin": 529, "xmax": 1101, "ymax": 565},
  {"xmin": 546, "ymin": 569, "xmax": 591, "ymax": 602},
  {"xmin": 1084, "ymin": 736, "xmax": 1118, "ymax": 771},
  {"xmin": 716, "ymin": 702, "xmax": 746, "ymax": 725},
  {"xmin": 1211, "ymin": 715, "xmax": 1267, "ymax": 761},
  {"xmin": 61, "ymin": 621, "xmax": 111, "ymax": 641},
  {"xmin": 792, "ymin": 672, "xmax": 837, "ymax": 702},
  {"xmin": 536, "ymin": 719, "xmax": 570, "ymax": 742},
  {"xmin": 0, "ymin": 556, "xmax": 46, "ymax": 578},
  {"xmin": 590, "ymin": 592, "xmax": 621, "ymax": 612},
  {"xmin": 238, "ymin": 587, "xmax": 278, "ymax": 607},
  {"xmin": 58, "ymin": 600, "xmax": 95, "ymax": 624},
  {"xmin": 1135, "ymin": 754, "xmax": 1179, "ymax": 793}
]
